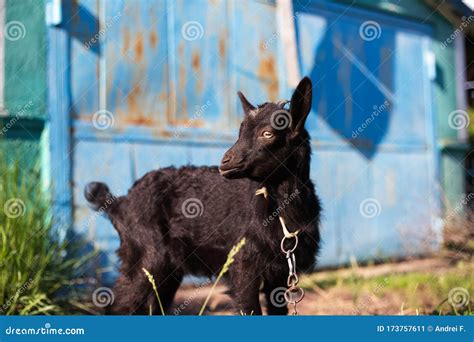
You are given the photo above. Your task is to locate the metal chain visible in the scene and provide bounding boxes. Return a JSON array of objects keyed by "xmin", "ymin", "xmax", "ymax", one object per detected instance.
[
  {"xmin": 281, "ymin": 235, "xmax": 304, "ymax": 315},
  {"xmin": 255, "ymin": 187, "xmax": 304, "ymax": 315}
]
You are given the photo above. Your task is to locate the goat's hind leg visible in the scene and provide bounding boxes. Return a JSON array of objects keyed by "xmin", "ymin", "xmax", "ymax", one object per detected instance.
[
  {"xmin": 110, "ymin": 271, "xmax": 183, "ymax": 315},
  {"xmin": 150, "ymin": 271, "xmax": 183, "ymax": 314},
  {"xmin": 108, "ymin": 274, "xmax": 149, "ymax": 315}
]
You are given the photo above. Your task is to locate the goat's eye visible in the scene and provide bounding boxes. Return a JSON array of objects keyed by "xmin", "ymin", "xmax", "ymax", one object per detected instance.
[{"xmin": 262, "ymin": 131, "xmax": 274, "ymax": 139}]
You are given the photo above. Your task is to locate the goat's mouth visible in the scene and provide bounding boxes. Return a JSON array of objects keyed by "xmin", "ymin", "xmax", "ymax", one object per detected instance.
[{"xmin": 218, "ymin": 167, "xmax": 242, "ymax": 178}]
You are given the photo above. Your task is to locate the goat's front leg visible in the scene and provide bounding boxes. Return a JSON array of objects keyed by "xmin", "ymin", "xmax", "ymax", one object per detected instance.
[
  {"xmin": 263, "ymin": 273, "xmax": 289, "ymax": 315},
  {"xmin": 228, "ymin": 263, "xmax": 262, "ymax": 315},
  {"xmin": 232, "ymin": 280, "xmax": 262, "ymax": 315}
]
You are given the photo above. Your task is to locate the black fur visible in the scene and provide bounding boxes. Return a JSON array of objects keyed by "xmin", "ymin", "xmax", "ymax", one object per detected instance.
[{"xmin": 85, "ymin": 77, "xmax": 321, "ymax": 315}]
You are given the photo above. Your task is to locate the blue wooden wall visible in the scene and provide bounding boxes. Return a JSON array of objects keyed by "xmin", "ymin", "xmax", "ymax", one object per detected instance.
[{"xmin": 48, "ymin": 0, "xmax": 440, "ymax": 282}]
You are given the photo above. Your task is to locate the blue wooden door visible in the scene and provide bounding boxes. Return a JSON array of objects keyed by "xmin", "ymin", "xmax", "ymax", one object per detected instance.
[
  {"xmin": 294, "ymin": 1, "xmax": 440, "ymax": 265},
  {"xmin": 54, "ymin": 0, "xmax": 281, "ymax": 282},
  {"xmin": 49, "ymin": 0, "xmax": 441, "ymax": 281}
]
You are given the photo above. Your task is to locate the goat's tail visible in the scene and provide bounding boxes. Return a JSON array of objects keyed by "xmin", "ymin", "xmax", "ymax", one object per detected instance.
[{"xmin": 84, "ymin": 182, "xmax": 117, "ymax": 212}]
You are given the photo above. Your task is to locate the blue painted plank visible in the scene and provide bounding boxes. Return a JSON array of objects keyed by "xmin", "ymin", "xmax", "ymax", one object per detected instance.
[
  {"xmin": 189, "ymin": 144, "xmax": 229, "ymax": 166},
  {"xmin": 67, "ymin": 0, "xmax": 100, "ymax": 120},
  {"xmin": 294, "ymin": 3, "xmax": 433, "ymax": 153},
  {"xmin": 133, "ymin": 142, "xmax": 190, "ymax": 178},
  {"xmin": 232, "ymin": 0, "xmax": 280, "ymax": 111},
  {"xmin": 311, "ymin": 149, "xmax": 371, "ymax": 266},
  {"xmin": 73, "ymin": 141, "xmax": 133, "ymax": 206},
  {"xmin": 105, "ymin": 0, "xmax": 169, "ymax": 128},
  {"xmin": 48, "ymin": 11, "xmax": 73, "ymax": 233},
  {"xmin": 372, "ymin": 151, "xmax": 440, "ymax": 257},
  {"xmin": 171, "ymin": 0, "xmax": 230, "ymax": 130}
]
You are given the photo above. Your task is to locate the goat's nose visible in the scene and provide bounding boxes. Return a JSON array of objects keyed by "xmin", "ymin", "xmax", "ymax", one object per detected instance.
[{"xmin": 221, "ymin": 153, "xmax": 232, "ymax": 165}]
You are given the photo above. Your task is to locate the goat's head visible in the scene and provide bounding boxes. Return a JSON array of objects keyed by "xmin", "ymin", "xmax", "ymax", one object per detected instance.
[{"xmin": 219, "ymin": 77, "xmax": 313, "ymax": 181}]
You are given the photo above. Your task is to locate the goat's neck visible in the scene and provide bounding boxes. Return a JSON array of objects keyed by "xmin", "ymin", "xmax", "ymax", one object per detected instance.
[
  {"xmin": 267, "ymin": 172, "xmax": 310, "ymax": 206},
  {"xmin": 261, "ymin": 143, "xmax": 313, "ymax": 227}
]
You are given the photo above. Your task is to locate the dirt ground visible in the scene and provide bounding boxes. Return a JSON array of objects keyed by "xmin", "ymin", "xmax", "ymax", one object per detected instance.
[{"xmin": 171, "ymin": 258, "xmax": 470, "ymax": 315}]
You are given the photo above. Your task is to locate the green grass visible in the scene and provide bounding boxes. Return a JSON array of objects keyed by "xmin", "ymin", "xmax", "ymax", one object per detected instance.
[
  {"xmin": 468, "ymin": 107, "xmax": 474, "ymax": 141},
  {"xmin": 142, "ymin": 268, "xmax": 165, "ymax": 315},
  {"xmin": 198, "ymin": 237, "xmax": 246, "ymax": 315},
  {"xmin": 300, "ymin": 260, "xmax": 473, "ymax": 315},
  {"xmin": 143, "ymin": 237, "xmax": 246, "ymax": 315},
  {"xmin": 0, "ymin": 157, "xmax": 94, "ymax": 315}
]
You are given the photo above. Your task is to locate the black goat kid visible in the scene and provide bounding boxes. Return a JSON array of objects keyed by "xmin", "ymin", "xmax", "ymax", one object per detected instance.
[{"xmin": 85, "ymin": 77, "xmax": 321, "ymax": 315}]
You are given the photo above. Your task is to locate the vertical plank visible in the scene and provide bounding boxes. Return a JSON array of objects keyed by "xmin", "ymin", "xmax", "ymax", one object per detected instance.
[
  {"xmin": 232, "ymin": 0, "xmax": 280, "ymax": 125},
  {"xmin": 48, "ymin": 11, "xmax": 72, "ymax": 233},
  {"xmin": 105, "ymin": 0, "xmax": 169, "ymax": 128},
  {"xmin": 171, "ymin": 0, "xmax": 229, "ymax": 131}
]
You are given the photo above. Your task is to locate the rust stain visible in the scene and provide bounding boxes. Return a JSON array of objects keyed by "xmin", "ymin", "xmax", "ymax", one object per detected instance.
[
  {"xmin": 124, "ymin": 116, "xmax": 155, "ymax": 126},
  {"xmin": 159, "ymin": 130, "xmax": 174, "ymax": 138},
  {"xmin": 127, "ymin": 85, "xmax": 143, "ymax": 118},
  {"xmin": 219, "ymin": 36, "xmax": 226, "ymax": 59},
  {"xmin": 167, "ymin": 84, "xmax": 176, "ymax": 125},
  {"xmin": 124, "ymin": 85, "xmax": 156, "ymax": 127},
  {"xmin": 173, "ymin": 118, "xmax": 205, "ymax": 128},
  {"xmin": 159, "ymin": 91, "xmax": 167, "ymax": 102},
  {"xmin": 258, "ymin": 56, "xmax": 278, "ymax": 101},
  {"xmin": 123, "ymin": 28, "xmax": 130, "ymax": 53},
  {"xmin": 191, "ymin": 51, "xmax": 203, "ymax": 94},
  {"xmin": 192, "ymin": 52, "xmax": 201, "ymax": 71},
  {"xmin": 179, "ymin": 62, "xmax": 186, "ymax": 93},
  {"xmin": 161, "ymin": 63, "xmax": 175, "ymax": 125},
  {"xmin": 134, "ymin": 32, "xmax": 144, "ymax": 62},
  {"xmin": 149, "ymin": 31, "xmax": 158, "ymax": 49},
  {"xmin": 178, "ymin": 55, "xmax": 187, "ymax": 116},
  {"xmin": 181, "ymin": 95, "xmax": 188, "ymax": 120}
]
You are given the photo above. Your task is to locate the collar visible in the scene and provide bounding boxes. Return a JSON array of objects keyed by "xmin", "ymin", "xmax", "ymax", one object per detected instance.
[{"xmin": 256, "ymin": 186, "xmax": 300, "ymax": 238}]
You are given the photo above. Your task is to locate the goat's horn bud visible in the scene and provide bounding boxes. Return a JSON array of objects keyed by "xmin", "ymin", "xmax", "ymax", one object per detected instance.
[{"xmin": 276, "ymin": 99, "xmax": 290, "ymax": 108}]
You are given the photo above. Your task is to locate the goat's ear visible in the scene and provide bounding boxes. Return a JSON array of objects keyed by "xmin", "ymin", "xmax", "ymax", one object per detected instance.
[
  {"xmin": 237, "ymin": 91, "xmax": 255, "ymax": 115},
  {"xmin": 289, "ymin": 77, "xmax": 312, "ymax": 138}
]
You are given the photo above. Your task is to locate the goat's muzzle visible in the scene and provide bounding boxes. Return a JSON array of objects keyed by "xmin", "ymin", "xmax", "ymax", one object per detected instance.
[{"xmin": 219, "ymin": 151, "xmax": 244, "ymax": 178}]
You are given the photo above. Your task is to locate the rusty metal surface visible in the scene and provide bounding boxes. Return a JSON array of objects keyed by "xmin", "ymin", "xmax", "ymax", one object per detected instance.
[{"xmin": 59, "ymin": 0, "xmax": 440, "ymax": 280}]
